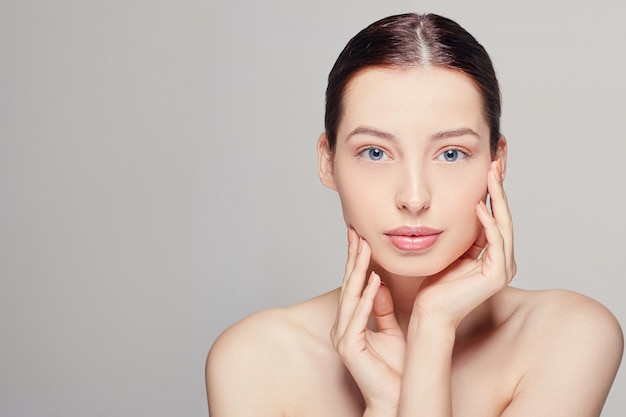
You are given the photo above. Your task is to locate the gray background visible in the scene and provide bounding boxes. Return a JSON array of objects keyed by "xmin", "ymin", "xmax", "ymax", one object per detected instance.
[{"xmin": 1, "ymin": 0, "xmax": 624, "ymax": 416}]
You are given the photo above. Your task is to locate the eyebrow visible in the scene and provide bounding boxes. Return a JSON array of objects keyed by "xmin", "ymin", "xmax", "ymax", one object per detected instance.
[
  {"xmin": 430, "ymin": 127, "xmax": 481, "ymax": 141},
  {"xmin": 346, "ymin": 126, "xmax": 481, "ymax": 142},
  {"xmin": 346, "ymin": 126, "xmax": 397, "ymax": 142}
]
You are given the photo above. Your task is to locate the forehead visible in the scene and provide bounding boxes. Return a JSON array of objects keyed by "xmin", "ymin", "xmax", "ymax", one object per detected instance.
[{"xmin": 338, "ymin": 67, "xmax": 489, "ymax": 140}]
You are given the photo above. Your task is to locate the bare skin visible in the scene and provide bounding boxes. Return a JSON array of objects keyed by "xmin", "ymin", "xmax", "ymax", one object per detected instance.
[
  {"xmin": 208, "ymin": 285, "xmax": 621, "ymax": 417},
  {"xmin": 206, "ymin": 68, "xmax": 623, "ymax": 416}
]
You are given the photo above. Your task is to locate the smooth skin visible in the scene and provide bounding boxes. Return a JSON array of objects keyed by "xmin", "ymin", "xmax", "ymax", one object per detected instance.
[{"xmin": 206, "ymin": 67, "xmax": 623, "ymax": 417}]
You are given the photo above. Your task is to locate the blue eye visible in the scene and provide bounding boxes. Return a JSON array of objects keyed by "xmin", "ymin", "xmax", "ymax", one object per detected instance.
[
  {"xmin": 360, "ymin": 147, "xmax": 389, "ymax": 161},
  {"xmin": 437, "ymin": 148, "xmax": 468, "ymax": 162}
]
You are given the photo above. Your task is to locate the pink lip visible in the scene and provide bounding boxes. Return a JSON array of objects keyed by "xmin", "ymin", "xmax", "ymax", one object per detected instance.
[{"xmin": 385, "ymin": 226, "xmax": 442, "ymax": 251}]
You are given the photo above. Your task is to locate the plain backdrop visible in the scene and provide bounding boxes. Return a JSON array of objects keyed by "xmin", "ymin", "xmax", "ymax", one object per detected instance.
[{"xmin": 1, "ymin": 0, "xmax": 624, "ymax": 416}]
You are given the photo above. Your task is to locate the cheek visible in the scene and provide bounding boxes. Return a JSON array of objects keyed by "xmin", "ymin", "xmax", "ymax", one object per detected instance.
[
  {"xmin": 336, "ymin": 180, "xmax": 377, "ymax": 228},
  {"xmin": 334, "ymin": 166, "xmax": 388, "ymax": 233},
  {"xmin": 437, "ymin": 168, "xmax": 488, "ymax": 221}
]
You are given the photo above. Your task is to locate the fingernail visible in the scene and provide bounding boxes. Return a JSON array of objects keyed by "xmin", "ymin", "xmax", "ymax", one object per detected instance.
[
  {"xmin": 357, "ymin": 237, "xmax": 363, "ymax": 254},
  {"xmin": 492, "ymin": 161, "xmax": 500, "ymax": 183},
  {"xmin": 478, "ymin": 200, "xmax": 488, "ymax": 214},
  {"xmin": 347, "ymin": 228, "xmax": 352, "ymax": 244},
  {"xmin": 496, "ymin": 160, "xmax": 503, "ymax": 182}
]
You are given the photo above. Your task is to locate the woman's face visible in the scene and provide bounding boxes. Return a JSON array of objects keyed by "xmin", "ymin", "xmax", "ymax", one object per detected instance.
[{"xmin": 318, "ymin": 66, "xmax": 506, "ymax": 277}]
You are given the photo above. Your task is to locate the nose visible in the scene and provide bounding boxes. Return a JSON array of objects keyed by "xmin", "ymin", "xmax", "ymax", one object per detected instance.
[{"xmin": 395, "ymin": 163, "xmax": 431, "ymax": 213}]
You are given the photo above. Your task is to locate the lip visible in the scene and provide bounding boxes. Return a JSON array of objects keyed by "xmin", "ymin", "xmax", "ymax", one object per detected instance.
[{"xmin": 384, "ymin": 226, "xmax": 442, "ymax": 251}]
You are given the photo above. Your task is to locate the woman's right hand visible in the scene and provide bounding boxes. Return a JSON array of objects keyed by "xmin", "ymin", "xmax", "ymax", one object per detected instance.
[{"xmin": 330, "ymin": 229, "xmax": 406, "ymax": 416}]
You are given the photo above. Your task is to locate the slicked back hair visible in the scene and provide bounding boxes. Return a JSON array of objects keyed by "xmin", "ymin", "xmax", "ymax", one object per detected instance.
[{"xmin": 324, "ymin": 13, "xmax": 501, "ymax": 155}]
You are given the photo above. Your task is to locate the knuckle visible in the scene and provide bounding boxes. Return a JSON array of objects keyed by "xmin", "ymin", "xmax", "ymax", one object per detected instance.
[{"xmin": 336, "ymin": 339, "xmax": 352, "ymax": 357}]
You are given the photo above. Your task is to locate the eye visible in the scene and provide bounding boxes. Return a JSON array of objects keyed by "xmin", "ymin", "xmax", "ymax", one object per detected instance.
[
  {"xmin": 437, "ymin": 148, "xmax": 469, "ymax": 163},
  {"xmin": 359, "ymin": 146, "xmax": 390, "ymax": 161}
]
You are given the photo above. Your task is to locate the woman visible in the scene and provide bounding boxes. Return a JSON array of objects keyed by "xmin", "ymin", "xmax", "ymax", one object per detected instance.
[{"xmin": 206, "ymin": 13, "xmax": 622, "ymax": 417}]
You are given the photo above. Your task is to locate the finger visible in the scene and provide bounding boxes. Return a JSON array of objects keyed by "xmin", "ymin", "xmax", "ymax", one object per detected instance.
[
  {"xmin": 487, "ymin": 160, "xmax": 516, "ymax": 276},
  {"xmin": 476, "ymin": 200, "xmax": 506, "ymax": 282},
  {"xmin": 487, "ymin": 161, "xmax": 512, "ymax": 236},
  {"xmin": 372, "ymin": 278, "xmax": 402, "ymax": 335},
  {"xmin": 335, "ymin": 238, "xmax": 372, "ymax": 335},
  {"xmin": 338, "ymin": 229, "xmax": 366, "ymax": 311},
  {"xmin": 340, "ymin": 228, "xmax": 359, "ymax": 296},
  {"xmin": 333, "ymin": 228, "xmax": 359, "ymax": 340},
  {"xmin": 342, "ymin": 271, "xmax": 380, "ymax": 341},
  {"xmin": 463, "ymin": 227, "xmax": 486, "ymax": 259}
]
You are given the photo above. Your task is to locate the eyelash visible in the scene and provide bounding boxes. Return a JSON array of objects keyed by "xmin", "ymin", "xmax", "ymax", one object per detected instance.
[
  {"xmin": 356, "ymin": 146, "xmax": 472, "ymax": 163},
  {"xmin": 436, "ymin": 147, "xmax": 472, "ymax": 164},
  {"xmin": 357, "ymin": 146, "xmax": 390, "ymax": 161}
]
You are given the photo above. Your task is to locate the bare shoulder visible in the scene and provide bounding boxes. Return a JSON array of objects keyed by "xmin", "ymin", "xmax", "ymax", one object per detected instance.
[
  {"xmin": 206, "ymin": 308, "xmax": 289, "ymax": 416},
  {"xmin": 516, "ymin": 288, "xmax": 623, "ymax": 345},
  {"xmin": 504, "ymin": 288, "xmax": 623, "ymax": 361},
  {"xmin": 499, "ymin": 288, "xmax": 624, "ymax": 416},
  {"xmin": 206, "ymin": 290, "xmax": 340, "ymax": 417},
  {"xmin": 208, "ymin": 289, "xmax": 338, "ymax": 361}
]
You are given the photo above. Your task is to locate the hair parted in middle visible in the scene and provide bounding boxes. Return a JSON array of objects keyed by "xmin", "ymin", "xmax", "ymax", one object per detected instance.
[{"xmin": 324, "ymin": 13, "xmax": 501, "ymax": 155}]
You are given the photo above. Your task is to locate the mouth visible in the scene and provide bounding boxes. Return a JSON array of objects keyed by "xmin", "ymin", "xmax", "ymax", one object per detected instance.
[{"xmin": 384, "ymin": 226, "xmax": 442, "ymax": 251}]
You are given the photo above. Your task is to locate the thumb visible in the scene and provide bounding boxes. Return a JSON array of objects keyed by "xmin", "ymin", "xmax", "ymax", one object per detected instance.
[{"xmin": 372, "ymin": 279, "xmax": 401, "ymax": 334}]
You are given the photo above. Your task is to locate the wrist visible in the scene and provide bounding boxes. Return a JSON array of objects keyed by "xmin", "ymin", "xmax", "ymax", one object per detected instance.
[
  {"xmin": 364, "ymin": 404, "xmax": 397, "ymax": 417},
  {"xmin": 363, "ymin": 389, "xmax": 399, "ymax": 417},
  {"xmin": 408, "ymin": 312, "xmax": 458, "ymax": 340}
]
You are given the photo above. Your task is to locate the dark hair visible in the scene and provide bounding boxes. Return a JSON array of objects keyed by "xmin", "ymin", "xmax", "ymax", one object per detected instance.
[{"xmin": 325, "ymin": 13, "xmax": 501, "ymax": 154}]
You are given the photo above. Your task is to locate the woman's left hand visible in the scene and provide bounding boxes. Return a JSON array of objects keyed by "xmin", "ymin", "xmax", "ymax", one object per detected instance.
[{"xmin": 411, "ymin": 160, "xmax": 516, "ymax": 329}]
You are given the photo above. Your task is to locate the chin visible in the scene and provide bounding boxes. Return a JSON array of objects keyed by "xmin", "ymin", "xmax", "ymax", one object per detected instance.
[{"xmin": 371, "ymin": 252, "xmax": 454, "ymax": 278}]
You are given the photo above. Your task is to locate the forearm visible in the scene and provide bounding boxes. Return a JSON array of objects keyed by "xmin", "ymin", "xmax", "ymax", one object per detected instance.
[{"xmin": 398, "ymin": 316, "xmax": 456, "ymax": 417}]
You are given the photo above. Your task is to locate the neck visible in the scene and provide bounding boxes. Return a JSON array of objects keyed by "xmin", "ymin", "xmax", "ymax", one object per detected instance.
[{"xmin": 370, "ymin": 267, "xmax": 498, "ymax": 341}]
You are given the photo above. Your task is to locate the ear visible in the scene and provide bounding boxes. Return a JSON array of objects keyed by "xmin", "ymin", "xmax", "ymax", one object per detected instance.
[
  {"xmin": 494, "ymin": 135, "xmax": 508, "ymax": 180},
  {"xmin": 317, "ymin": 133, "xmax": 337, "ymax": 190}
]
